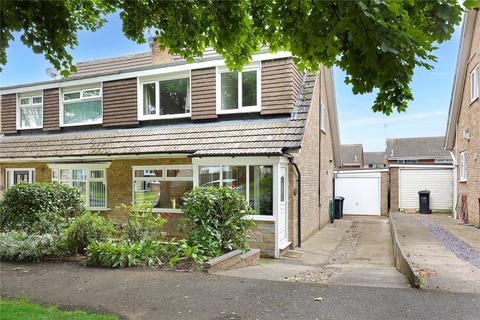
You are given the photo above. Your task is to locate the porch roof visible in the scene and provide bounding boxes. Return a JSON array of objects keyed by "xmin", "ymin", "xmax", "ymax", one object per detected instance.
[{"xmin": 0, "ymin": 75, "xmax": 316, "ymax": 160}]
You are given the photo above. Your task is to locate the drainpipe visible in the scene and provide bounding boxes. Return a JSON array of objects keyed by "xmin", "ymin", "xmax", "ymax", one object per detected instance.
[{"xmin": 283, "ymin": 150, "xmax": 302, "ymax": 248}]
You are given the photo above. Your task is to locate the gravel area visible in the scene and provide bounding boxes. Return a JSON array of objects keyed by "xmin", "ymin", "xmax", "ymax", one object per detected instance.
[
  {"xmin": 286, "ymin": 221, "xmax": 361, "ymax": 283},
  {"xmin": 420, "ymin": 216, "xmax": 480, "ymax": 269}
]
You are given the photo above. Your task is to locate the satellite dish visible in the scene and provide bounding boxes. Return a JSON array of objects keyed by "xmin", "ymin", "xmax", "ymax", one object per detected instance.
[{"xmin": 45, "ymin": 67, "xmax": 59, "ymax": 79}]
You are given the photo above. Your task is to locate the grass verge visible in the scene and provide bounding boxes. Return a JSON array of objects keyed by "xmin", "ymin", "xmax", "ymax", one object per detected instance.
[{"xmin": 0, "ymin": 299, "xmax": 118, "ymax": 320}]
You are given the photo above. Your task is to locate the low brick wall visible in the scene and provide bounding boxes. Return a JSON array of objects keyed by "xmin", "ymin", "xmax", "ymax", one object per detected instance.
[
  {"xmin": 202, "ymin": 249, "xmax": 260, "ymax": 273},
  {"xmin": 248, "ymin": 221, "xmax": 275, "ymax": 257}
]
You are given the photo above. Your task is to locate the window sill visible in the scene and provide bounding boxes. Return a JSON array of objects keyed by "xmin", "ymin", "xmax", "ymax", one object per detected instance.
[
  {"xmin": 89, "ymin": 207, "xmax": 110, "ymax": 212},
  {"xmin": 244, "ymin": 215, "xmax": 275, "ymax": 222},
  {"xmin": 152, "ymin": 208, "xmax": 183, "ymax": 214},
  {"xmin": 217, "ymin": 107, "xmax": 261, "ymax": 115},
  {"xmin": 16, "ymin": 126, "xmax": 43, "ymax": 130},
  {"xmin": 459, "ymin": 179, "xmax": 468, "ymax": 183},
  {"xmin": 138, "ymin": 113, "xmax": 191, "ymax": 121},
  {"xmin": 61, "ymin": 120, "xmax": 103, "ymax": 127},
  {"xmin": 470, "ymin": 96, "xmax": 478, "ymax": 105}
]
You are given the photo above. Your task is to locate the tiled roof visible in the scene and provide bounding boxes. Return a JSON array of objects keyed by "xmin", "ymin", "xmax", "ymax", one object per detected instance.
[
  {"xmin": 0, "ymin": 75, "xmax": 315, "ymax": 159},
  {"xmin": 73, "ymin": 52, "xmax": 153, "ymax": 77},
  {"xmin": 340, "ymin": 144, "xmax": 363, "ymax": 165},
  {"xmin": 364, "ymin": 152, "xmax": 386, "ymax": 166},
  {"xmin": 386, "ymin": 136, "xmax": 451, "ymax": 160}
]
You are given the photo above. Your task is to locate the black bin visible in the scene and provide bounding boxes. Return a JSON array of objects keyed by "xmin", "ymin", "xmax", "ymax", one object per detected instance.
[
  {"xmin": 418, "ymin": 190, "xmax": 430, "ymax": 214},
  {"xmin": 334, "ymin": 197, "xmax": 345, "ymax": 219}
]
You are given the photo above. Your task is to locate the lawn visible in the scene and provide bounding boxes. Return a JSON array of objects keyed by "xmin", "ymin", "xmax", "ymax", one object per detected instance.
[{"xmin": 0, "ymin": 299, "xmax": 117, "ymax": 320}]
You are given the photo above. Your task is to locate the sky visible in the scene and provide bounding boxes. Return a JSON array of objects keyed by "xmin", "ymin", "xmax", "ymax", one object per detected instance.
[{"xmin": 0, "ymin": 13, "xmax": 461, "ymax": 152}]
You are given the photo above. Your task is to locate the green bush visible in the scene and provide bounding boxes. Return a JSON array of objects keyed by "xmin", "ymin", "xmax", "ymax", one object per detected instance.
[
  {"xmin": 85, "ymin": 239, "xmax": 170, "ymax": 268},
  {"xmin": 0, "ymin": 231, "xmax": 61, "ymax": 262},
  {"xmin": 0, "ymin": 182, "xmax": 85, "ymax": 233},
  {"xmin": 119, "ymin": 203, "xmax": 167, "ymax": 242},
  {"xmin": 181, "ymin": 186, "xmax": 255, "ymax": 258},
  {"xmin": 64, "ymin": 212, "xmax": 114, "ymax": 254}
]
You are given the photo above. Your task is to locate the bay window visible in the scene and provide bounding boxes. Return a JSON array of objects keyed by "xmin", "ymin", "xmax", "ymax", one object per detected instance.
[
  {"xmin": 132, "ymin": 166, "xmax": 193, "ymax": 212},
  {"xmin": 217, "ymin": 65, "xmax": 260, "ymax": 113},
  {"xmin": 140, "ymin": 75, "xmax": 190, "ymax": 120},
  {"xmin": 199, "ymin": 164, "xmax": 273, "ymax": 216},
  {"xmin": 62, "ymin": 87, "xmax": 102, "ymax": 125},
  {"xmin": 17, "ymin": 93, "xmax": 43, "ymax": 129},
  {"xmin": 51, "ymin": 167, "xmax": 107, "ymax": 210}
]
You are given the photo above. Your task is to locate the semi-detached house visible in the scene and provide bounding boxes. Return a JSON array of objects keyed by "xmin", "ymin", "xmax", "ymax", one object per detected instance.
[{"xmin": 0, "ymin": 44, "xmax": 341, "ymax": 258}]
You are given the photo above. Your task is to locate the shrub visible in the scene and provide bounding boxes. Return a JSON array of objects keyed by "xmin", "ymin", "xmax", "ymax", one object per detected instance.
[
  {"xmin": 0, "ymin": 182, "xmax": 85, "ymax": 232},
  {"xmin": 181, "ymin": 186, "xmax": 255, "ymax": 258},
  {"xmin": 64, "ymin": 212, "xmax": 114, "ymax": 254},
  {"xmin": 85, "ymin": 239, "xmax": 169, "ymax": 268},
  {"xmin": 0, "ymin": 231, "xmax": 60, "ymax": 262},
  {"xmin": 120, "ymin": 203, "xmax": 167, "ymax": 242}
]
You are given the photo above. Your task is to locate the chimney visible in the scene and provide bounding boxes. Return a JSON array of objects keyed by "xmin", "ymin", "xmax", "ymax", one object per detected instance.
[{"xmin": 150, "ymin": 37, "xmax": 175, "ymax": 65}]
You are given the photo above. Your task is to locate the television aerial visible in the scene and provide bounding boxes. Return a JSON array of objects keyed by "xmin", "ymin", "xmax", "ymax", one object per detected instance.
[{"xmin": 45, "ymin": 67, "xmax": 59, "ymax": 79}]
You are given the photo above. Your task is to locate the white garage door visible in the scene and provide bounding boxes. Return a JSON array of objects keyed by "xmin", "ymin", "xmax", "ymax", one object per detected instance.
[
  {"xmin": 335, "ymin": 172, "xmax": 381, "ymax": 216},
  {"xmin": 399, "ymin": 168, "xmax": 453, "ymax": 210}
]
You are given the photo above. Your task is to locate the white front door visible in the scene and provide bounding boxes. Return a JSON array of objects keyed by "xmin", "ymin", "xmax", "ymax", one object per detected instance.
[{"xmin": 278, "ymin": 166, "xmax": 288, "ymax": 247}]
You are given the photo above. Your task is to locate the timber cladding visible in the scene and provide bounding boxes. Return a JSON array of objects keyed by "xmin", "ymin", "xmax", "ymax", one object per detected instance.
[
  {"xmin": 0, "ymin": 94, "xmax": 16, "ymax": 133},
  {"xmin": 102, "ymin": 78, "xmax": 139, "ymax": 127},
  {"xmin": 191, "ymin": 67, "xmax": 218, "ymax": 120},
  {"xmin": 43, "ymin": 88, "xmax": 60, "ymax": 131},
  {"xmin": 261, "ymin": 58, "xmax": 303, "ymax": 115}
]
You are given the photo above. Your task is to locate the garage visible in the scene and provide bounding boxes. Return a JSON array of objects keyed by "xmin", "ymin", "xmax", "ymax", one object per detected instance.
[
  {"xmin": 335, "ymin": 170, "xmax": 388, "ymax": 216},
  {"xmin": 398, "ymin": 166, "xmax": 454, "ymax": 211}
]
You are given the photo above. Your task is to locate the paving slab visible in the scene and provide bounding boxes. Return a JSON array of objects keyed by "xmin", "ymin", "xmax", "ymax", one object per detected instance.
[{"xmin": 390, "ymin": 212, "xmax": 480, "ymax": 293}]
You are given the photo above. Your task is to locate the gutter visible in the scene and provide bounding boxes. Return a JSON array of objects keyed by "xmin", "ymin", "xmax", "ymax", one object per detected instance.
[{"xmin": 283, "ymin": 150, "xmax": 302, "ymax": 248}]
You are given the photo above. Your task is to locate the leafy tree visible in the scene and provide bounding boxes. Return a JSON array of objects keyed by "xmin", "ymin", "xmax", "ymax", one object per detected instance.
[{"xmin": 1, "ymin": 0, "xmax": 475, "ymax": 114}]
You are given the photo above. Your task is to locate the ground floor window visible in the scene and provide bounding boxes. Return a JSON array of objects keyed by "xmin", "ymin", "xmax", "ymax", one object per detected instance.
[
  {"xmin": 132, "ymin": 166, "xmax": 193, "ymax": 212},
  {"xmin": 199, "ymin": 164, "xmax": 273, "ymax": 216},
  {"xmin": 51, "ymin": 167, "xmax": 107, "ymax": 209},
  {"xmin": 5, "ymin": 168, "xmax": 35, "ymax": 189}
]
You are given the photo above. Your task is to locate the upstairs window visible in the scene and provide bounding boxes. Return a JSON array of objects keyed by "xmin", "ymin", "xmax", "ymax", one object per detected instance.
[
  {"xmin": 18, "ymin": 93, "xmax": 43, "ymax": 129},
  {"xmin": 140, "ymin": 76, "xmax": 190, "ymax": 120},
  {"xmin": 217, "ymin": 65, "xmax": 260, "ymax": 114},
  {"xmin": 470, "ymin": 65, "xmax": 479, "ymax": 103},
  {"xmin": 62, "ymin": 87, "xmax": 102, "ymax": 126}
]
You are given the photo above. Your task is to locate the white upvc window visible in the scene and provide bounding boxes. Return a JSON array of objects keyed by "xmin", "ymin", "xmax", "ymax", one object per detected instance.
[
  {"xmin": 61, "ymin": 86, "xmax": 102, "ymax": 126},
  {"xmin": 138, "ymin": 72, "xmax": 191, "ymax": 121},
  {"xmin": 17, "ymin": 92, "xmax": 43, "ymax": 129},
  {"xmin": 50, "ymin": 163, "xmax": 109, "ymax": 210},
  {"xmin": 320, "ymin": 103, "xmax": 326, "ymax": 132},
  {"xmin": 132, "ymin": 165, "xmax": 194, "ymax": 213},
  {"xmin": 470, "ymin": 65, "xmax": 479, "ymax": 103},
  {"xmin": 216, "ymin": 64, "xmax": 261, "ymax": 114},
  {"xmin": 198, "ymin": 164, "xmax": 274, "ymax": 216},
  {"xmin": 5, "ymin": 168, "xmax": 35, "ymax": 189},
  {"xmin": 459, "ymin": 151, "xmax": 467, "ymax": 182}
]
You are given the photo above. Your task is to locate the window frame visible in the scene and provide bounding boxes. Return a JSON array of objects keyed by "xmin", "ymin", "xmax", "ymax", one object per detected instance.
[
  {"xmin": 470, "ymin": 64, "xmax": 479, "ymax": 104},
  {"xmin": 216, "ymin": 63, "xmax": 261, "ymax": 115},
  {"xmin": 16, "ymin": 92, "xmax": 43, "ymax": 130},
  {"xmin": 49, "ymin": 163, "xmax": 110, "ymax": 211},
  {"xmin": 60, "ymin": 86, "xmax": 103, "ymax": 127},
  {"xmin": 137, "ymin": 71, "xmax": 192, "ymax": 121},
  {"xmin": 131, "ymin": 165, "xmax": 194, "ymax": 213},
  {"xmin": 5, "ymin": 168, "xmax": 35, "ymax": 189},
  {"xmin": 459, "ymin": 151, "xmax": 467, "ymax": 182}
]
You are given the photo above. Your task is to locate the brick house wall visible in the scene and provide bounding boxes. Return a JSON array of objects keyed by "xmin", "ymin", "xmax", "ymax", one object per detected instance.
[
  {"xmin": 288, "ymin": 70, "xmax": 335, "ymax": 247},
  {"xmin": 455, "ymin": 14, "xmax": 480, "ymax": 227},
  {"xmin": 390, "ymin": 167, "xmax": 399, "ymax": 212},
  {"xmin": 380, "ymin": 171, "xmax": 389, "ymax": 216}
]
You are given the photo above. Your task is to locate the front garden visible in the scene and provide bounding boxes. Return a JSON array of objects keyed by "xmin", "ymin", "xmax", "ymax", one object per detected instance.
[{"xmin": 0, "ymin": 182, "xmax": 255, "ymax": 270}]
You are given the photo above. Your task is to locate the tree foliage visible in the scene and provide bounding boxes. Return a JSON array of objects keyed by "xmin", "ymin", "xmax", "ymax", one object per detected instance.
[{"xmin": 1, "ymin": 0, "xmax": 475, "ymax": 113}]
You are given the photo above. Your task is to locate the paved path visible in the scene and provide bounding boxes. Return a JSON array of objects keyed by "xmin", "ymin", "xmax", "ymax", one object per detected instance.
[
  {"xmin": 391, "ymin": 213, "xmax": 480, "ymax": 293},
  {"xmin": 1, "ymin": 262, "xmax": 479, "ymax": 320},
  {"xmin": 220, "ymin": 216, "xmax": 408, "ymax": 289}
]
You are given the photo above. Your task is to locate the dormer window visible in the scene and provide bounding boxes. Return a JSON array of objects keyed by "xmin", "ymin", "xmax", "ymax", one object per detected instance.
[
  {"xmin": 61, "ymin": 87, "xmax": 102, "ymax": 126},
  {"xmin": 139, "ymin": 74, "xmax": 191, "ymax": 120},
  {"xmin": 17, "ymin": 92, "xmax": 43, "ymax": 129},
  {"xmin": 216, "ymin": 64, "xmax": 260, "ymax": 114}
]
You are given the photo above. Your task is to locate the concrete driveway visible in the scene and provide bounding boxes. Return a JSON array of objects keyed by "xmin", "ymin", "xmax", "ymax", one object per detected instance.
[{"xmin": 219, "ymin": 216, "xmax": 409, "ymax": 289}]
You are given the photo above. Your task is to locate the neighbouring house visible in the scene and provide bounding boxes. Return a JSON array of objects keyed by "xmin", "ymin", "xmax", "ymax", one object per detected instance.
[
  {"xmin": 340, "ymin": 144, "xmax": 364, "ymax": 168},
  {"xmin": 445, "ymin": 9, "xmax": 480, "ymax": 228},
  {"xmin": 386, "ymin": 136, "xmax": 453, "ymax": 165},
  {"xmin": 0, "ymin": 43, "xmax": 341, "ymax": 257},
  {"xmin": 363, "ymin": 152, "xmax": 386, "ymax": 168}
]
